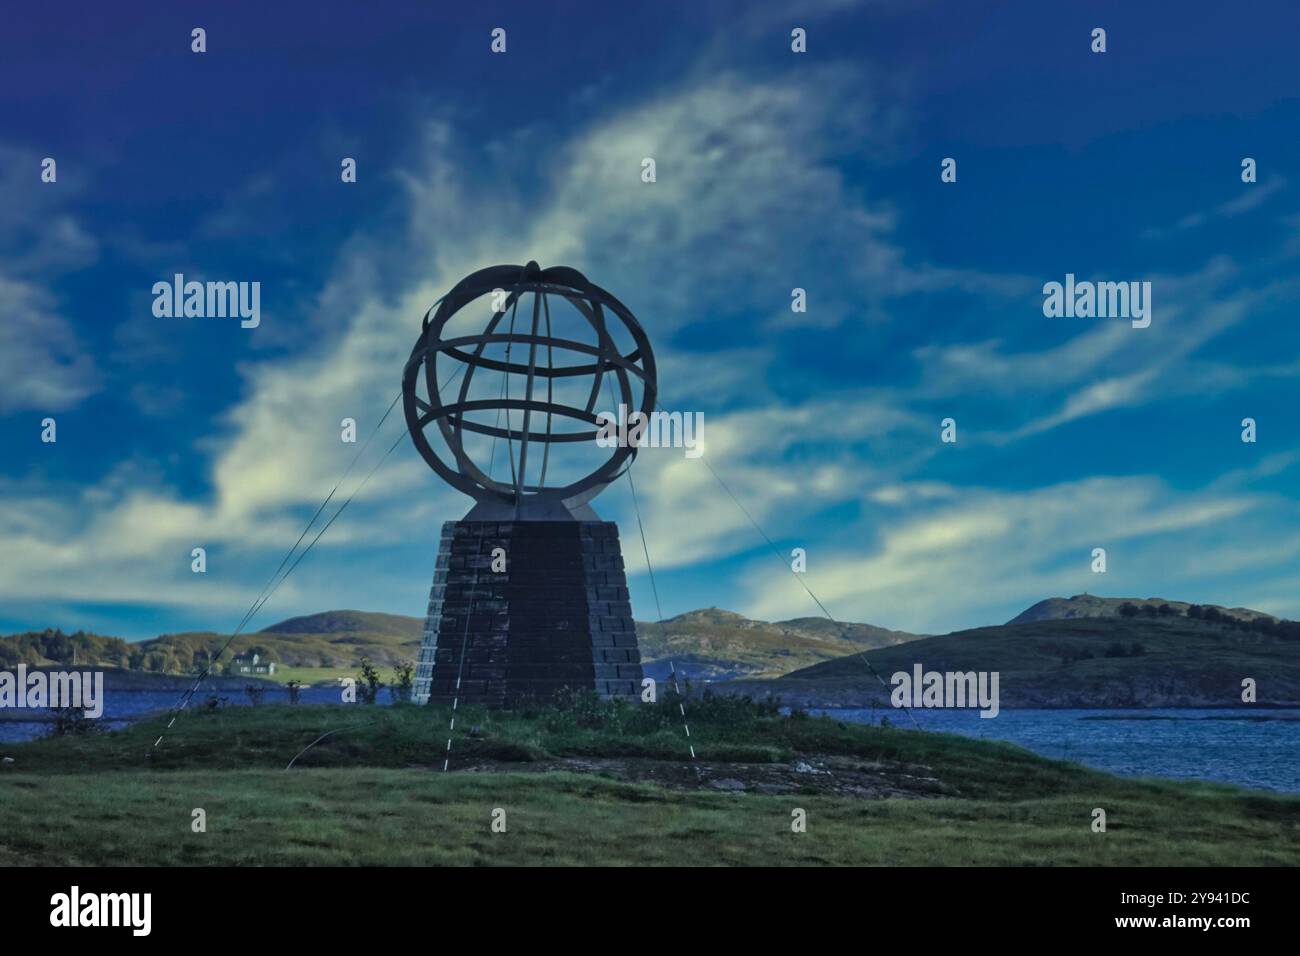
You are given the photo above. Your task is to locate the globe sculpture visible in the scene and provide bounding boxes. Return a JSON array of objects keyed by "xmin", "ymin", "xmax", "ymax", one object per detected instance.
[
  {"xmin": 405, "ymin": 262, "xmax": 652, "ymax": 706},
  {"xmin": 402, "ymin": 261, "xmax": 657, "ymax": 519}
]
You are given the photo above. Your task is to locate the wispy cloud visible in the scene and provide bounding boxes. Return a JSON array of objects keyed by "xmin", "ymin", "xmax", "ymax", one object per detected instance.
[
  {"xmin": 0, "ymin": 146, "xmax": 100, "ymax": 414},
  {"xmin": 1143, "ymin": 176, "xmax": 1286, "ymax": 239},
  {"xmin": 741, "ymin": 476, "xmax": 1286, "ymax": 632}
]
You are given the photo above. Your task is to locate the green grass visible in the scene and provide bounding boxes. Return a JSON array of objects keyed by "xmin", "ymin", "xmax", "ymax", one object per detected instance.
[
  {"xmin": 4, "ymin": 767, "xmax": 1296, "ymax": 866},
  {"xmin": 3, "ymin": 695, "xmax": 1297, "ymax": 866}
]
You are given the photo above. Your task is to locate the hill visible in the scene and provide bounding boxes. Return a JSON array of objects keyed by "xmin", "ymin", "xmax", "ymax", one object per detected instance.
[
  {"xmin": 1, "ymin": 608, "xmax": 920, "ymax": 684},
  {"xmin": 260, "ymin": 610, "xmax": 421, "ymax": 640},
  {"xmin": 1008, "ymin": 594, "xmax": 1277, "ymax": 625},
  {"xmin": 636, "ymin": 607, "xmax": 922, "ymax": 682},
  {"xmin": 0, "ymin": 613, "xmax": 423, "ymax": 677},
  {"xmin": 724, "ymin": 615, "xmax": 1300, "ymax": 709},
  {"xmin": 0, "ymin": 628, "xmax": 133, "ymax": 670}
]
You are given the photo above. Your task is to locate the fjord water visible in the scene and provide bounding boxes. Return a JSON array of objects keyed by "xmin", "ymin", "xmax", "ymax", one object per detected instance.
[
  {"xmin": 0, "ymin": 684, "xmax": 356, "ymax": 743},
  {"xmin": 818, "ymin": 707, "xmax": 1300, "ymax": 794}
]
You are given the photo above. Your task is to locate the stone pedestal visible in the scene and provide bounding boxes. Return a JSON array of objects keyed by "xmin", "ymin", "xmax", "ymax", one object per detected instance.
[{"xmin": 411, "ymin": 520, "xmax": 643, "ymax": 707}]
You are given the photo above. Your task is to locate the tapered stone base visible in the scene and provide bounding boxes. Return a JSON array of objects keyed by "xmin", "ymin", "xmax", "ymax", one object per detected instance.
[{"xmin": 411, "ymin": 520, "xmax": 643, "ymax": 707}]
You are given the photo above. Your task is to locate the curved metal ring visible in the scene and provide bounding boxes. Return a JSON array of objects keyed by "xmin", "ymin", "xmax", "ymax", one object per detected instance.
[{"xmin": 401, "ymin": 263, "xmax": 657, "ymax": 510}]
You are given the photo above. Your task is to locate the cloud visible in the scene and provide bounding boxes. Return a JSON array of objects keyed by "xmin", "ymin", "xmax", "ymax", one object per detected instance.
[
  {"xmin": 531, "ymin": 66, "xmax": 1025, "ymax": 334},
  {"xmin": 0, "ymin": 277, "xmax": 99, "ymax": 414},
  {"xmin": 0, "ymin": 473, "xmax": 278, "ymax": 612},
  {"xmin": 13, "ymin": 62, "xmax": 917, "ymax": 616},
  {"xmin": 0, "ymin": 145, "xmax": 101, "ymax": 415},
  {"xmin": 1005, "ymin": 367, "xmax": 1161, "ymax": 441},
  {"xmin": 615, "ymin": 391, "xmax": 930, "ymax": 570},
  {"xmin": 741, "ymin": 476, "xmax": 1274, "ymax": 632},
  {"xmin": 0, "ymin": 147, "xmax": 98, "ymax": 277},
  {"xmin": 1143, "ymin": 176, "xmax": 1286, "ymax": 239},
  {"xmin": 910, "ymin": 257, "xmax": 1297, "ymax": 444},
  {"xmin": 193, "ymin": 61, "xmax": 947, "ymax": 537}
]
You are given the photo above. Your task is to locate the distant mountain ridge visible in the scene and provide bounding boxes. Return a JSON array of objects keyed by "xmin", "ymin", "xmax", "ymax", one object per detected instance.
[
  {"xmin": 0, "ymin": 612, "xmax": 424, "ymax": 676},
  {"xmin": 0, "ymin": 607, "xmax": 922, "ymax": 682},
  {"xmin": 636, "ymin": 607, "xmax": 923, "ymax": 681},
  {"xmin": 1009, "ymin": 594, "xmax": 1276, "ymax": 626},
  {"xmin": 261, "ymin": 610, "xmax": 420, "ymax": 637},
  {"xmin": 9, "ymin": 596, "xmax": 1289, "ymax": 701},
  {"xmin": 724, "ymin": 599, "xmax": 1300, "ymax": 708}
]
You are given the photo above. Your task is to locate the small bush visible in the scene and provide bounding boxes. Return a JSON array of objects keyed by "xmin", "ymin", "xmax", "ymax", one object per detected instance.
[
  {"xmin": 48, "ymin": 706, "xmax": 99, "ymax": 737},
  {"xmin": 390, "ymin": 660, "xmax": 414, "ymax": 704},
  {"xmin": 355, "ymin": 656, "xmax": 382, "ymax": 705}
]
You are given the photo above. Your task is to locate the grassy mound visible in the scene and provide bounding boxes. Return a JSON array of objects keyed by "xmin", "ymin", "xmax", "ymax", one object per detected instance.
[{"xmin": 10, "ymin": 693, "xmax": 1090, "ymax": 800}]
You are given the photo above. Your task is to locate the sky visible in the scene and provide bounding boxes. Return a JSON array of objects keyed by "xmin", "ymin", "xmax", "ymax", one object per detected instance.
[{"xmin": 2, "ymin": 0, "xmax": 1299, "ymax": 642}]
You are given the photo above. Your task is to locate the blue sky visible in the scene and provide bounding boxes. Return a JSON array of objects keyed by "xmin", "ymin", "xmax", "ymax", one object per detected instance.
[{"xmin": 2, "ymin": 0, "xmax": 1299, "ymax": 641}]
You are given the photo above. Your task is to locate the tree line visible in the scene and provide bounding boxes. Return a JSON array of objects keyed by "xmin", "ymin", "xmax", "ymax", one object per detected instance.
[{"xmin": 1117, "ymin": 602, "xmax": 1300, "ymax": 640}]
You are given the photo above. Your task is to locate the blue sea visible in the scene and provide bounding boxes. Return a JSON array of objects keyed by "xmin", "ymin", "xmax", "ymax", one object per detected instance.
[{"xmin": 816, "ymin": 707, "xmax": 1300, "ymax": 794}]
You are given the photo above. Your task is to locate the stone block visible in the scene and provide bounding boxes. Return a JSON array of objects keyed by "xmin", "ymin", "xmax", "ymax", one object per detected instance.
[{"xmin": 412, "ymin": 519, "xmax": 643, "ymax": 706}]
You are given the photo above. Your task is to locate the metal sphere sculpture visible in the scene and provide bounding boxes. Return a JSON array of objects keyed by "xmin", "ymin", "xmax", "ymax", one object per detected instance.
[{"xmin": 402, "ymin": 262, "xmax": 657, "ymax": 520}]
